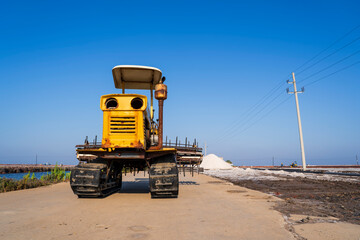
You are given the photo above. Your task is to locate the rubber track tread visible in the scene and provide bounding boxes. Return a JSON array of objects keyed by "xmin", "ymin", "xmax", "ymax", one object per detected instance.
[
  {"xmin": 149, "ymin": 154, "xmax": 179, "ymax": 198},
  {"xmin": 70, "ymin": 163, "xmax": 121, "ymax": 198}
]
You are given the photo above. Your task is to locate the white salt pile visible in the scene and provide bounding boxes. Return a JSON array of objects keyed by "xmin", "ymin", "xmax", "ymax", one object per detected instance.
[
  {"xmin": 200, "ymin": 154, "xmax": 233, "ymax": 170},
  {"xmin": 205, "ymin": 168, "xmax": 360, "ymax": 183}
]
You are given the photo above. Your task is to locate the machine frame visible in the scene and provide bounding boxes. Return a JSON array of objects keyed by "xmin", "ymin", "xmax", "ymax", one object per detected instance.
[{"xmin": 70, "ymin": 65, "xmax": 202, "ymax": 198}]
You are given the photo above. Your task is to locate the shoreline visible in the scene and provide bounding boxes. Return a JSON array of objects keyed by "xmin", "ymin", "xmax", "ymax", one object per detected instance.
[
  {"xmin": 237, "ymin": 165, "xmax": 360, "ymax": 169},
  {"xmin": 0, "ymin": 164, "xmax": 74, "ymax": 174}
]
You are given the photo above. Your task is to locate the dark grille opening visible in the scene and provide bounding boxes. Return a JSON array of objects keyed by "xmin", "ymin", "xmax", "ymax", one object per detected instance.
[{"xmin": 110, "ymin": 117, "xmax": 136, "ymax": 134}]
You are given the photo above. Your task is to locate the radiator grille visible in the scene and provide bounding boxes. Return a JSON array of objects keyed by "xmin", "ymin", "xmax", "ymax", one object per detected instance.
[{"xmin": 110, "ymin": 117, "xmax": 136, "ymax": 134}]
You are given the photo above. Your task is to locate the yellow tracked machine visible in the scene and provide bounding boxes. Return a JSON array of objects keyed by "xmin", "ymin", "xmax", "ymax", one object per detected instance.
[{"xmin": 70, "ymin": 65, "xmax": 202, "ymax": 198}]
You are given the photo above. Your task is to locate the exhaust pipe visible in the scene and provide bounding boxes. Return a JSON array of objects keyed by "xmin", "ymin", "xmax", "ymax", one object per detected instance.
[{"xmin": 149, "ymin": 78, "xmax": 167, "ymax": 150}]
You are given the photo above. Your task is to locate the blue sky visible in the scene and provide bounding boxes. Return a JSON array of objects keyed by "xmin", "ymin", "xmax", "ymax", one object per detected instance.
[{"xmin": 0, "ymin": 0, "xmax": 359, "ymax": 166}]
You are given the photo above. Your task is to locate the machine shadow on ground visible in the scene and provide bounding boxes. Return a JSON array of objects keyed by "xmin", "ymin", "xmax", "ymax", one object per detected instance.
[
  {"xmin": 116, "ymin": 178, "xmax": 200, "ymax": 195},
  {"xmin": 179, "ymin": 181, "xmax": 199, "ymax": 185},
  {"xmin": 119, "ymin": 177, "xmax": 150, "ymax": 194}
]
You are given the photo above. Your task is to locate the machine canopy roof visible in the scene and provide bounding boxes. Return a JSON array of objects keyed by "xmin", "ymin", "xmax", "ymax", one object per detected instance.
[{"xmin": 112, "ymin": 65, "xmax": 162, "ymax": 90}]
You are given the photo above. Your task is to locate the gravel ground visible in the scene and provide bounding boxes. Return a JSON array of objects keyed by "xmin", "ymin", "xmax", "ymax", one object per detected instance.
[{"xmin": 205, "ymin": 169, "xmax": 360, "ymax": 225}]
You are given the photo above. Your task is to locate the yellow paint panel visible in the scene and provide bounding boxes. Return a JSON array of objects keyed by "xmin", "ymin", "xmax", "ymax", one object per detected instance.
[
  {"xmin": 100, "ymin": 94, "xmax": 147, "ymax": 111},
  {"xmin": 101, "ymin": 94, "xmax": 149, "ymax": 149}
]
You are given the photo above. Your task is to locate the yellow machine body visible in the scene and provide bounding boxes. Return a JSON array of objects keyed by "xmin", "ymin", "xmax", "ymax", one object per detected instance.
[{"xmin": 100, "ymin": 94, "xmax": 150, "ymax": 149}]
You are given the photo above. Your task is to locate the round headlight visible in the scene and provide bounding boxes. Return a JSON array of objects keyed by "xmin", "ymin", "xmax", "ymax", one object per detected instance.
[
  {"xmin": 131, "ymin": 98, "xmax": 143, "ymax": 109},
  {"xmin": 105, "ymin": 98, "xmax": 118, "ymax": 109}
]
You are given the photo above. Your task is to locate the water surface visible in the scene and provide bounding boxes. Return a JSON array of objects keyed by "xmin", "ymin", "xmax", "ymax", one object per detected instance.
[{"xmin": 0, "ymin": 171, "xmax": 70, "ymax": 180}]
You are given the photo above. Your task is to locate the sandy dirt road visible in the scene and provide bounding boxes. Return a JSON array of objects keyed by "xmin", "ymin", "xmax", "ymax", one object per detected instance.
[{"xmin": 0, "ymin": 173, "xmax": 294, "ymax": 240}]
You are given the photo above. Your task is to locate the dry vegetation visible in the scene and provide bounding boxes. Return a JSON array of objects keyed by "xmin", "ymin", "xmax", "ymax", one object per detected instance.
[{"xmin": 0, "ymin": 165, "xmax": 71, "ymax": 193}]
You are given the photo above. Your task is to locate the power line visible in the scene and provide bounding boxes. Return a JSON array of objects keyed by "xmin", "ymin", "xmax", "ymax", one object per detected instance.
[
  {"xmin": 215, "ymin": 47, "xmax": 359, "ymax": 143},
  {"xmin": 214, "ymin": 56, "xmax": 359, "ymax": 146},
  {"xmin": 215, "ymin": 28, "xmax": 359, "ymax": 142},
  {"xmin": 297, "ymin": 36, "xmax": 360, "ymax": 76},
  {"xmin": 210, "ymin": 26, "xmax": 360, "ymax": 148},
  {"xmin": 235, "ymin": 91, "xmax": 284, "ymax": 131},
  {"xmin": 216, "ymin": 90, "xmax": 285, "ymax": 142},
  {"xmin": 217, "ymin": 81, "xmax": 286, "ymax": 139},
  {"xmin": 297, "ymin": 49, "xmax": 360, "ymax": 84},
  {"xmin": 304, "ymin": 60, "xmax": 360, "ymax": 87},
  {"xmin": 216, "ymin": 91, "xmax": 287, "ymax": 144},
  {"xmin": 216, "ymin": 79, "xmax": 287, "ymax": 138},
  {"xmin": 293, "ymin": 24, "xmax": 360, "ymax": 73},
  {"xmin": 231, "ymin": 96, "xmax": 292, "ymax": 138}
]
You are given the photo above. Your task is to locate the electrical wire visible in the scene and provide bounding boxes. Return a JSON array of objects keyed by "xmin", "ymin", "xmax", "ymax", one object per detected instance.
[
  {"xmin": 216, "ymin": 86, "xmax": 285, "ymax": 141},
  {"xmin": 216, "ymin": 80, "xmax": 287, "ymax": 139},
  {"xmin": 211, "ymin": 25, "xmax": 360, "ymax": 147},
  {"xmin": 216, "ymin": 91, "xmax": 286, "ymax": 144},
  {"xmin": 216, "ymin": 79, "xmax": 287, "ymax": 137},
  {"xmin": 297, "ymin": 49, "xmax": 360, "ymax": 84},
  {"xmin": 297, "ymin": 36, "xmax": 360, "ymax": 76},
  {"xmin": 234, "ymin": 96, "xmax": 292, "ymax": 137},
  {"xmin": 304, "ymin": 60, "xmax": 360, "ymax": 87},
  {"xmin": 215, "ymin": 95, "xmax": 292, "ymax": 145},
  {"xmin": 293, "ymin": 24, "xmax": 360, "ymax": 73}
]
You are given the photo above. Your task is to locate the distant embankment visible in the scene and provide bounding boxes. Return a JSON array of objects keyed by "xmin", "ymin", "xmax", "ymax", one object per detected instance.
[
  {"xmin": 238, "ymin": 165, "xmax": 360, "ymax": 169},
  {"xmin": 0, "ymin": 164, "xmax": 74, "ymax": 174}
]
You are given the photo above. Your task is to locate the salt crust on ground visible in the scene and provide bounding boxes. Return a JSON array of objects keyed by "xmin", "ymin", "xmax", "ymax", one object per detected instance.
[
  {"xmin": 200, "ymin": 154, "xmax": 233, "ymax": 170},
  {"xmin": 205, "ymin": 168, "xmax": 360, "ymax": 182},
  {"xmin": 309, "ymin": 168, "xmax": 360, "ymax": 172}
]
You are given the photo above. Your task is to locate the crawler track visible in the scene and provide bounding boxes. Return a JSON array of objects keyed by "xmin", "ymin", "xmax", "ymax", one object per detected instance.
[
  {"xmin": 149, "ymin": 154, "xmax": 179, "ymax": 198},
  {"xmin": 70, "ymin": 162, "xmax": 122, "ymax": 198}
]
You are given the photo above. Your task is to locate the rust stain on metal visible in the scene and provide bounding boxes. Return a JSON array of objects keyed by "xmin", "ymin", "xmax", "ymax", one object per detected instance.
[
  {"xmin": 133, "ymin": 141, "xmax": 143, "ymax": 149},
  {"xmin": 102, "ymin": 138, "xmax": 111, "ymax": 148},
  {"xmin": 154, "ymin": 83, "xmax": 167, "ymax": 100},
  {"xmin": 149, "ymin": 100, "xmax": 163, "ymax": 150}
]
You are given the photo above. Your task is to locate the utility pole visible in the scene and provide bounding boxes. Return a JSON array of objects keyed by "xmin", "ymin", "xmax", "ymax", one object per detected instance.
[
  {"xmin": 204, "ymin": 142, "xmax": 207, "ymax": 156},
  {"xmin": 36, "ymin": 154, "xmax": 38, "ymax": 165},
  {"xmin": 272, "ymin": 156, "xmax": 274, "ymax": 167},
  {"xmin": 287, "ymin": 72, "xmax": 307, "ymax": 171}
]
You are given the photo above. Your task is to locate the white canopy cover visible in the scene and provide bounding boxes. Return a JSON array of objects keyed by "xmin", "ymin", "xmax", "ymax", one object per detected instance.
[{"xmin": 112, "ymin": 65, "xmax": 162, "ymax": 90}]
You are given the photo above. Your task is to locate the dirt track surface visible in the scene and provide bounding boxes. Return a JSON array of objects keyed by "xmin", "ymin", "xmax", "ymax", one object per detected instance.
[
  {"xmin": 0, "ymin": 173, "xmax": 293, "ymax": 240},
  {"xmin": 1, "ymin": 173, "xmax": 359, "ymax": 240},
  {"xmin": 223, "ymin": 177, "xmax": 360, "ymax": 225}
]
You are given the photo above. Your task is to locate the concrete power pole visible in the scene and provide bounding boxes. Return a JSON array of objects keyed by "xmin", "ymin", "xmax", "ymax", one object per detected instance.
[
  {"xmin": 204, "ymin": 142, "xmax": 207, "ymax": 156},
  {"xmin": 287, "ymin": 72, "xmax": 307, "ymax": 171}
]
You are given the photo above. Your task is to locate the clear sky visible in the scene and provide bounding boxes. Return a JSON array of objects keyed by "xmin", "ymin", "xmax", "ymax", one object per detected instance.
[{"xmin": 0, "ymin": 0, "xmax": 359, "ymax": 166}]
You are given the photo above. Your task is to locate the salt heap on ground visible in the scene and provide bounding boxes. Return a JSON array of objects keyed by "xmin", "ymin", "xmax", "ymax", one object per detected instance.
[{"xmin": 200, "ymin": 154, "xmax": 233, "ymax": 170}]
